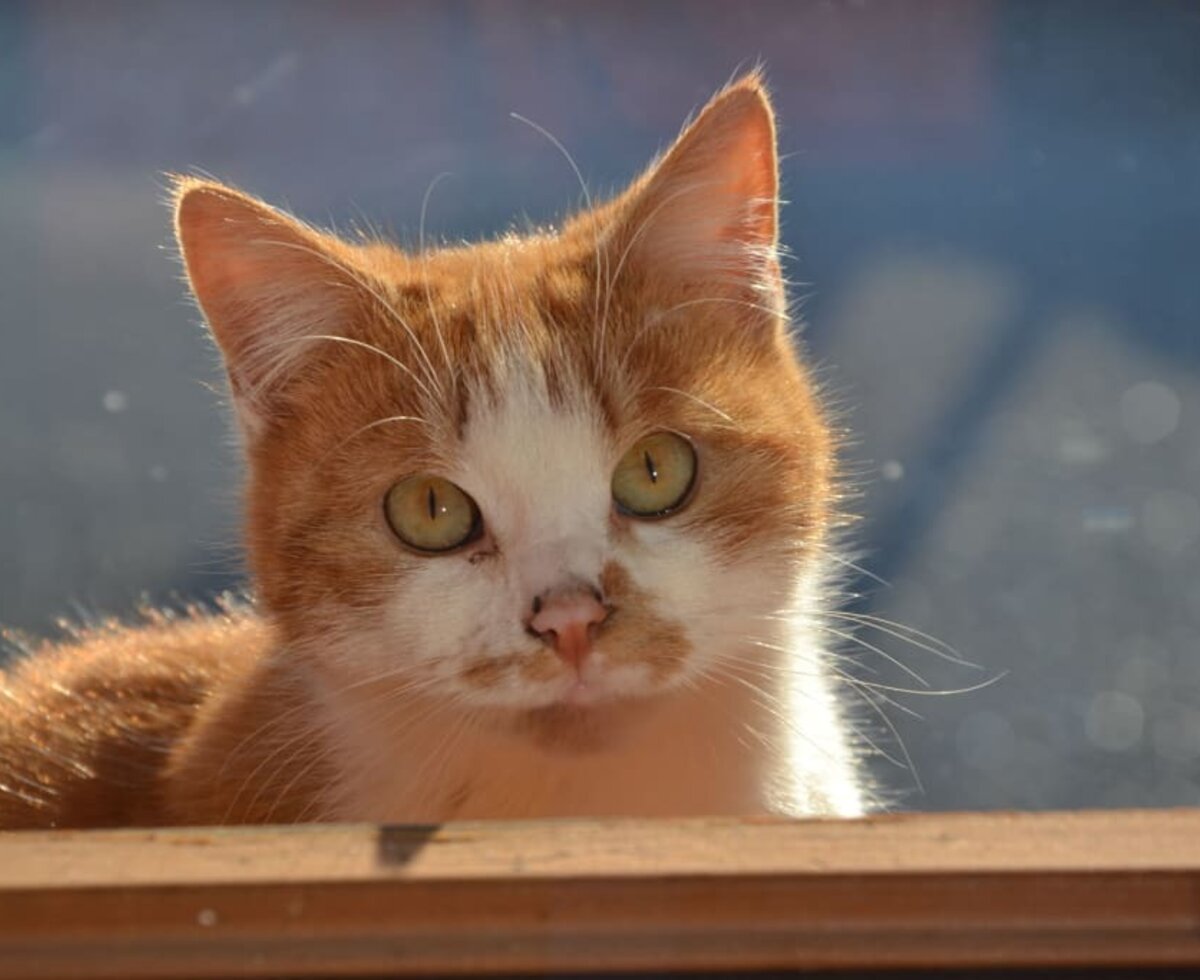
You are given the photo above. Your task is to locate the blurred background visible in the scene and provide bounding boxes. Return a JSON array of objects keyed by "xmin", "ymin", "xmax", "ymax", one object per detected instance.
[{"xmin": 1, "ymin": 0, "xmax": 1198, "ymax": 811}]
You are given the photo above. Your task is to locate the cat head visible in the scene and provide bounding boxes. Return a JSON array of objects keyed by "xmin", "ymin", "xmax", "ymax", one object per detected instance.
[{"xmin": 174, "ymin": 74, "xmax": 836, "ymax": 743}]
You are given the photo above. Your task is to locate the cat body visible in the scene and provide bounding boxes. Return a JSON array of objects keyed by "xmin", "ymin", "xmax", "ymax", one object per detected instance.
[{"xmin": 0, "ymin": 75, "xmax": 866, "ymax": 828}]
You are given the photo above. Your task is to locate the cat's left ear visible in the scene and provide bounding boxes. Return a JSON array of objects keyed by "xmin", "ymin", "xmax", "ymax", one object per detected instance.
[
  {"xmin": 172, "ymin": 177, "xmax": 371, "ymax": 438},
  {"xmin": 607, "ymin": 72, "xmax": 783, "ymax": 311}
]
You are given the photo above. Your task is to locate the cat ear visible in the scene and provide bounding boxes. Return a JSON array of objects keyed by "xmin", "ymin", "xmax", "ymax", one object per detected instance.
[
  {"xmin": 172, "ymin": 178, "xmax": 366, "ymax": 435},
  {"xmin": 609, "ymin": 73, "xmax": 782, "ymax": 309}
]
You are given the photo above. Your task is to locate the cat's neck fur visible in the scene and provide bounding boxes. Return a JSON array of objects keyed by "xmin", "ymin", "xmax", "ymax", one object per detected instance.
[
  {"xmin": 325, "ymin": 680, "xmax": 832, "ymax": 820},
  {"xmin": 301, "ymin": 575, "xmax": 861, "ymax": 821}
]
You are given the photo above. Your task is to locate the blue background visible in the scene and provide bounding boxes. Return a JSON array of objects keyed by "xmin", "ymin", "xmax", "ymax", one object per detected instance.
[{"xmin": 2, "ymin": 1, "xmax": 1198, "ymax": 810}]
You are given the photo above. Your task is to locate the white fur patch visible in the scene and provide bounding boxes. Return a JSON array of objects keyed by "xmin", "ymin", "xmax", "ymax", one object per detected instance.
[
  {"xmin": 370, "ymin": 352, "xmax": 614, "ymax": 709},
  {"xmin": 310, "ymin": 334, "xmax": 864, "ymax": 819}
]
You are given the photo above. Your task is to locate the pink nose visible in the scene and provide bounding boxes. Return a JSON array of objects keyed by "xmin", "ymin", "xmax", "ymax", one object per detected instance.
[{"xmin": 529, "ymin": 589, "xmax": 609, "ymax": 670}]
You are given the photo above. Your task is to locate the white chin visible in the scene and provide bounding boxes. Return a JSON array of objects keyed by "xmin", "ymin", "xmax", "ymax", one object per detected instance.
[{"xmin": 560, "ymin": 678, "xmax": 602, "ymax": 706}]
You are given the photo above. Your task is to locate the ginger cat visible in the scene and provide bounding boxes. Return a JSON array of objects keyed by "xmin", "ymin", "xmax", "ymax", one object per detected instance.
[{"xmin": 0, "ymin": 75, "xmax": 865, "ymax": 828}]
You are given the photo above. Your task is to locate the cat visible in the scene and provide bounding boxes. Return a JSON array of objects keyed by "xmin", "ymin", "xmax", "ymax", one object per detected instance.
[{"xmin": 0, "ymin": 73, "xmax": 867, "ymax": 828}]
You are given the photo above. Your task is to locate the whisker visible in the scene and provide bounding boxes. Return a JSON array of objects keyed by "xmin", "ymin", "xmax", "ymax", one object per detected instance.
[
  {"xmin": 696, "ymin": 660, "xmax": 897, "ymax": 805},
  {"xmin": 508, "ymin": 112, "xmax": 605, "ymax": 375},
  {"xmin": 840, "ymin": 671, "xmax": 1009, "ymax": 700},
  {"xmin": 819, "ymin": 550, "xmax": 892, "ymax": 589},
  {"xmin": 216, "ymin": 696, "xmax": 313, "ymax": 785},
  {"xmin": 642, "ymin": 385, "xmax": 737, "ymax": 426},
  {"xmin": 418, "ymin": 170, "xmax": 455, "ymax": 378},
  {"xmin": 659, "ymin": 294, "xmax": 788, "ymax": 320},
  {"xmin": 618, "ymin": 295, "xmax": 784, "ymax": 375},
  {"xmin": 255, "ymin": 332, "xmax": 437, "ymax": 404},
  {"xmin": 828, "ymin": 611, "xmax": 981, "ymax": 669},
  {"xmin": 247, "ymin": 237, "xmax": 445, "ymax": 401},
  {"xmin": 226, "ymin": 724, "xmax": 319, "ymax": 824},
  {"xmin": 324, "ymin": 413, "xmax": 431, "ymax": 461},
  {"xmin": 706, "ymin": 658, "xmax": 906, "ymax": 774},
  {"xmin": 259, "ymin": 734, "xmax": 328, "ymax": 825},
  {"xmin": 817, "ymin": 625, "xmax": 931, "ymax": 689}
]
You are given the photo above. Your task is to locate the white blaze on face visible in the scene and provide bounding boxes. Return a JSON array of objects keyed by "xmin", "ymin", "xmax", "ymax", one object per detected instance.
[
  {"xmin": 374, "ymin": 354, "xmax": 613, "ymax": 704},
  {"xmin": 458, "ymin": 359, "xmax": 612, "ymax": 599}
]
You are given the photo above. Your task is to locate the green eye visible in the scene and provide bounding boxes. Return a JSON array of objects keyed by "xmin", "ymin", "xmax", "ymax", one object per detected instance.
[
  {"xmin": 384, "ymin": 476, "xmax": 482, "ymax": 553},
  {"xmin": 612, "ymin": 431, "xmax": 697, "ymax": 518}
]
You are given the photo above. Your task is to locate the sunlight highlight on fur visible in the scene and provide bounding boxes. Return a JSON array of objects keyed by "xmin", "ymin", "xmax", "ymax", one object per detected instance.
[{"xmin": 0, "ymin": 72, "xmax": 981, "ymax": 830}]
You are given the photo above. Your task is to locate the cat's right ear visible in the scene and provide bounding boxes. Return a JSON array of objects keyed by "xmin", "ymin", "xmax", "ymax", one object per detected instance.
[
  {"xmin": 172, "ymin": 177, "xmax": 366, "ymax": 436},
  {"xmin": 602, "ymin": 74, "xmax": 783, "ymax": 313}
]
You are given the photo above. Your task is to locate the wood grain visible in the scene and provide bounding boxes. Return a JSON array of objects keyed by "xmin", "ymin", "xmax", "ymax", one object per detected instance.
[{"xmin": 1, "ymin": 808, "xmax": 1199, "ymax": 977}]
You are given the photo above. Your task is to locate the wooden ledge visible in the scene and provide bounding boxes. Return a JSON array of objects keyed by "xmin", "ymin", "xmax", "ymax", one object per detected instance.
[{"xmin": 2, "ymin": 808, "xmax": 1199, "ymax": 977}]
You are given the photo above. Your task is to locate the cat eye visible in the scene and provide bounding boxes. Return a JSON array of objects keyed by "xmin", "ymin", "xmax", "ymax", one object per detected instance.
[
  {"xmin": 384, "ymin": 476, "xmax": 482, "ymax": 553},
  {"xmin": 611, "ymin": 431, "xmax": 697, "ymax": 518}
]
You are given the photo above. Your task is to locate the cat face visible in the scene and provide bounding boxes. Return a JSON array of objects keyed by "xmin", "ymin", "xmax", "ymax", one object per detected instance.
[{"xmin": 174, "ymin": 75, "xmax": 836, "ymax": 743}]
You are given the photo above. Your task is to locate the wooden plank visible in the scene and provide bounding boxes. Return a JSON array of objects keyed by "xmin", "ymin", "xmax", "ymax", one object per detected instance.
[{"xmin": 0, "ymin": 809, "xmax": 1198, "ymax": 978}]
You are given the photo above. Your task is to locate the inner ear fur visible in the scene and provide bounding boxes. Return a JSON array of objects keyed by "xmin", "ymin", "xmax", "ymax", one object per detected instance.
[
  {"xmin": 605, "ymin": 73, "xmax": 783, "ymax": 301},
  {"xmin": 173, "ymin": 178, "xmax": 371, "ymax": 419}
]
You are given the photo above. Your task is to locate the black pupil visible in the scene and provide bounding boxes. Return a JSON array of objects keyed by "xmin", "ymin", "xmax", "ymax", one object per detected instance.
[
  {"xmin": 427, "ymin": 486, "xmax": 438, "ymax": 520},
  {"xmin": 643, "ymin": 450, "xmax": 658, "ymax": 484}
]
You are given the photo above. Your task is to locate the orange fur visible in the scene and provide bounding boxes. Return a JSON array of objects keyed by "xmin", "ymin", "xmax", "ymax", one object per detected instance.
[{"xmin": 0, "ymin": 74, "xmax": 863, "ymax": 828}]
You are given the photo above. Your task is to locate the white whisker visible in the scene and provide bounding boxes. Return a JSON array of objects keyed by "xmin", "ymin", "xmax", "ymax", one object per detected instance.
[
  {"xmin": 419, "ymin": 170, "xmax": 455, "ymax": 377},
  {"xmin": 642, "ymin": 385, "xmax": 737, "ymax": 426},
  {"xmin": 508, "ymin": 111, "xmax": 606, "ymax": 376},
  {"xmin": 248, "ymin": 237, "xmax": 446, "ymax": 401}
]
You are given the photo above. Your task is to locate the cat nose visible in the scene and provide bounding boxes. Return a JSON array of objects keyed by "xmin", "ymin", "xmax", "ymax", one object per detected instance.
[{"xmin": 528, "ymin": 588, "xmax": 609, "ymax": 670}]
